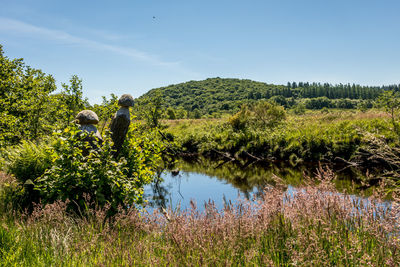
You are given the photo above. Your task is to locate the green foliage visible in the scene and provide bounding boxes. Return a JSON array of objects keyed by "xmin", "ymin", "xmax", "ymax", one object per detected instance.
[
  {"xmin": 321, "ymin": 107, "xmax": 330, "ymax": 113},
  {"xmin": 0, "ymin": 46, "xmax": 170, "ymax": 213},
  {"xmin": 0, "ymin": 223, "xmax": 15, "ymax": 259},
  {"xmin": 175, "ymin": 107, "xmax": 188, "ymax": 119},
  {"xmin": 291, "ymin": 103, "xmax": 306, "ymax": 115},
  {"xmin": 58, "ymin": 75, "xmax": 88, "ymax": 127},
  {"xmin": 287, "ymin": 81, "xmax": 385, "ymax": 99},
  {"xmin": 269, "ymin": 95, "xmax": 287, "ymax": 107},
  {"xmin": 167, "ymin": 111, "xmax": 394, "ymax": 163},
  {"xmin": 357, "ymin": 101, "xmax": 369, "ymax": 112},
  {"xmin": 35, "ymin": 124, "xmax": 163, "ymax": 212},
  {"xmin": 0, "ymin": 46, "xmax": 90, "ymax": 147},
  {"xmin": 228, "ymin": 101, "xmax": 286, "ymax": 131},
  {"xmin": 305, "ymin": 97, "xmax": 332, "ymax": 109},
  {"xmin": 376, "ymin": 90, "xmax": 400, "ymax": 133},
  {"xmin": 121, "ymin": 124, "xmax": 164, "ymax": 181},
  {"xmin": 135, "ymin": 89, "xmax": 164, "ymax": 128},
  {"xmin": 228, "ymin": 105, "xmax": 251, "ymax": 131},
  {"xmin": 166, "ymin": 107, "xmax": 176, "ymax": 120},
  {"xmin": 251, "ymin": 101, "xmax": 286, "ymax": 128},
  {"xmin": 192, "ymin": 108, "xmax": 202, "ymax": 119},
  {"xmin": 142, "ymin": 78, "xmax": 287, "ymax": 117},
  {"xmin": 141, "ymin": 78, "xmax": 388, "ymax": 117},
  {"xmin": 5, "ymin": 141, "xmax": 52, "ymax": 184},
  {"xmin": 92, "ymin": 93, "xmax": 119, "ymax": 134},
  {"xmin": 0, "ymin": 45, "xmax": 57, "ymax": 146}
]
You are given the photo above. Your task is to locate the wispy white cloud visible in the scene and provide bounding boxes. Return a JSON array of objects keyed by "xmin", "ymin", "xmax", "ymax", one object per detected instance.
[
  {"xmin": 79, "ymin": 27, "xmax": 131, "ymax": 42},
  {"xmin": 0, "ymin": 17, "xmax": 179, "ymax": 67}
]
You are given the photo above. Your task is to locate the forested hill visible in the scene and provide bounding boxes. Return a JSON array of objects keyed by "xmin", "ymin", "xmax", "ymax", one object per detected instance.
[{"xmin": 141, "ymin": 77, "xmax": 398, "ymax": 116}]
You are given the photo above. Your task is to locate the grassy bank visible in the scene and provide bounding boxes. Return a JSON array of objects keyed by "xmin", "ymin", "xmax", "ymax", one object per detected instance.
[
  {"xmin": 165, "ymin": 110, "xmax": 397, "ymax": 166},
  {"xmin": 0, "ymin": 169, "xmax": 399, "ymax": 266}
]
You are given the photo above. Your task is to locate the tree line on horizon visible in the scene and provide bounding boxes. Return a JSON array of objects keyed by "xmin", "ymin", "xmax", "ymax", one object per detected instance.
[
  {"xmin": 143, "ymin": 77, "xmax": 397, "ymax": 118},
  {"xmin": 285, "ymin": 81, "xmax": 399, "ymax": 100}
]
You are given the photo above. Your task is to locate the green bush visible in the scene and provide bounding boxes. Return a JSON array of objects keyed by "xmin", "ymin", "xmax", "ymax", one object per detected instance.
[
  {"xmin": 6, "ymin": 141, "xmax": 52, "ymax": 184},
  {"xmin": 251, "ymin": 101, "xmax": 286, "ymax": 128},
  {"xmin": 228, "ymin": 105, "xmax": 251, "ymax": 131},
  {"xmin": 228, "ymin": 101, "xmax": 286, "ymax": 131},
  {"xmin": 3, "ymin": 141, "xmax": 53, "ymax": 211},
  {"xmin": 35, "ymin": 124, "xmax": 163, "ymax": 213},
  {"xmin": 291, "ymin": 103, "xmax": 306, "ymax": 115}
]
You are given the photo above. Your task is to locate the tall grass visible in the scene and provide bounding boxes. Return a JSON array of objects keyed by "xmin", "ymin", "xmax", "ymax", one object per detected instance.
[{"xmin": 0, "ymin": 167, "xmax": 399, "ymax": 266}]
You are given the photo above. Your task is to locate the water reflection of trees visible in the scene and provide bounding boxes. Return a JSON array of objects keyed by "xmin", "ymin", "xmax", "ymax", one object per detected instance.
[
  {"xmin": 147, "ymin": 157, "xmax": 365, "ymax": 209},
  {"xmin": 145, "ymin": 170, "xmax": 173, "ymax": 209},
  {"xmin": 176, "ymin": 157, "xmax": 306, "ymax": 194}
]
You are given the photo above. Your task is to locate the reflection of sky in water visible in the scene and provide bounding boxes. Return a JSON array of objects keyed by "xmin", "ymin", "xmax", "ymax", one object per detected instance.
[{"xmin": 144, "ymin": 171, "xmax": 260, "ymax": 211}]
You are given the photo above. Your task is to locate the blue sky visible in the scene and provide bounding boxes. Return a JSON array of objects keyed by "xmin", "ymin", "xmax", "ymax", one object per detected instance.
[{"xmin": 1, "ymin": 0, "xmax": 400, "ymax": 104}]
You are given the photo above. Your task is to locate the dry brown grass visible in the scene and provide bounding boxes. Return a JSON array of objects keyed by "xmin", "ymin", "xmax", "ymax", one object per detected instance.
[{"xmin": 0, "ymin": 171, "xmax": 15, "ymax": 184}]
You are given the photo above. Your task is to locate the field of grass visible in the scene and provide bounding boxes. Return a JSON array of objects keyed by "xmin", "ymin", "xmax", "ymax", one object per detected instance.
[{"xmin": 0, "ymin": 168, "xmax": 399, "ymax": 266}]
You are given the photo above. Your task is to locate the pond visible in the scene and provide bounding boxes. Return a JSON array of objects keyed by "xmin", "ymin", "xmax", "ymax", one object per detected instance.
[{"xmin": 144, "ymin": 157, "xmax": 372, "ymax": 211}]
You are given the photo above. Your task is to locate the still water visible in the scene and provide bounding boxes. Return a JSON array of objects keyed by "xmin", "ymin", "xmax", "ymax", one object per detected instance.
[{"xmin": 144, "ymin": 158, "xmax": 367, "ymax": 211}]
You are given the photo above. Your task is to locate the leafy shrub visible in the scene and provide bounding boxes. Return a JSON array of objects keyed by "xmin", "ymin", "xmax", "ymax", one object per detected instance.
[
  {"xmin": 35, "ymin": 124, "xmax": 163, "ymax": 213},
  {"xmin": 120, "ymin": 123, "xmax": 165, "ymax": 197},
  {"xmin": 6, "ymin": 141, "xmax": 52, "ymax": 184},
  {"xmin": 291, "ymin": 103, "xmax": 306, "ymax": 115},
  {"xmin": 135, "ymin": 89, "xmax": 165, "ymax": 128},
  {"xmin": 228, "ymin": 101, "xmax": 286, "ymax": 131},
  {"xmin": 0, "ymin": 46, "xmax": 57, "ymax": 147},
  {"xmin": 91, "ymin": 94, "xmax": 119, "ymax": 126},
  {"xmin": 251, "ymin": 101, "xmax": 286, "ymax": 128},
  {"xmin": 228, "ymin": 105, "xmax": 251, "ymax": 131}
]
